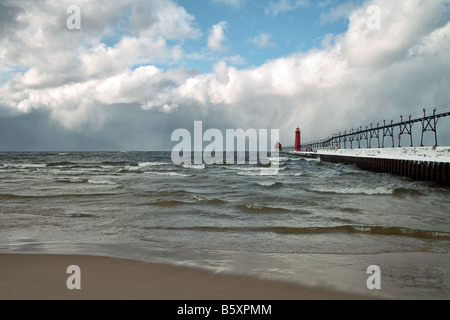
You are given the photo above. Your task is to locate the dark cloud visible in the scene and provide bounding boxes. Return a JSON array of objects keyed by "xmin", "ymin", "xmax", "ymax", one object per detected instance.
[
  {"xmin": 0, "ymin": 109, "xmax": 117, "ymax": 151},
  {"xmin": 0, "ymin": 1, "xmax": 26, "ymax": 36}
]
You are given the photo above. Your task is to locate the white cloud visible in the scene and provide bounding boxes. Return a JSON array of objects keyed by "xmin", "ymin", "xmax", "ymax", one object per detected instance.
[
  {"xmin": 250, "ymin": 32, "xmax": 276, "ymax": 48},
  {"xmin": 207, "ymin": 21, "xmax": 228, "ymax": 52},
  {"xmin": 0, "ymin": 0, "xmax": 201, "ymax": 88},
  {"xmin": 342, "ymin": 0, "xmax": 449, "ymax": 67},
  {"xmin": 265, "ymin": 0, "xmax": 310, "ymax": 16}
]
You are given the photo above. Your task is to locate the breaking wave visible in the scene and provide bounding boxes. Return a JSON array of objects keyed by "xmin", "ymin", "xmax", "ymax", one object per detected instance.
[
  {"xmin": 87, "ymin": 179, "xmax": 117, "ymax": 185},
  {"xmin": 138, "ymin": 162, "xmax": 168, "ymax": 167},
  {"xmin": 256, "ymin": 181, "xmax": 284, "ymax": 187},
  {"xmin": 148, "ymin": 225, "xmax": 450, "ymax": 240},
  {"xmin": 191, "ymin": 196, "xmax": 227, "ymax": 204},
  {"xmin": 237, "ymin": 204, "xmax": 291, "ymax": 213},
  {"xmin": 182, "ymin": 164, "xmax": 206, "ymax": 170},
  {"xmin": 308, "ymin": 186, "xmax": 394, "ymax": 195}
]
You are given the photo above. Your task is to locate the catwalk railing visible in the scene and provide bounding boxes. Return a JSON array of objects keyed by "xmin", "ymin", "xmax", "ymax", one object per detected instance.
[{"xmin": 301, "ymin": 108, "xmax": 450, "ymax": 152}]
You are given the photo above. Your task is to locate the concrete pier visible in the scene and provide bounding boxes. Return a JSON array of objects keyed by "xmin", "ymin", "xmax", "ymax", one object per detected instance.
[
  {"xmin": 318, "ymin": 154, "xmax": 450, "ymax": 186},
  {"xmin": 314, "ymin": 147, "xmax": 450, "ymax": 187}
]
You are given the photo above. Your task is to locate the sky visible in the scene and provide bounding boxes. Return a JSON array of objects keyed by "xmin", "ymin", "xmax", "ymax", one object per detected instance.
[{"xmin": 0, "ymin": 0, "xmax": 450, "ymax": 151}]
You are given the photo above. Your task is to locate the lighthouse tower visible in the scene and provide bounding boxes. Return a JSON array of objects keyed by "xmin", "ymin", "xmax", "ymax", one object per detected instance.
[{"xmin": 295, "ymin": 128, "xmax": 301, "ymax": 151}]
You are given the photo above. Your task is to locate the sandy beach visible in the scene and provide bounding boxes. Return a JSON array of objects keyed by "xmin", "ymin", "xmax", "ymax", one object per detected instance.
[{"xmin": 0, "ymin": 253, "xmax": 371, "ymax": 300}]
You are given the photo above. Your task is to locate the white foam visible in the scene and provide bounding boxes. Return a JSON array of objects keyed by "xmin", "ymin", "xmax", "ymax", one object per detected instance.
[
  {"xmin": 2, "ymin": 163, "xmax": 47, "ymax": 169},
  {"xmin": 237, "ymin": 171, "xmax": 261, "ymax": 176},
  {"xmin": 231, "ymin": 167, "xmax": 260, "ymax": 171},
  {"xmin": 138, "ymin": 162, "xmax": 168, "ymax": 167},
  {"xmin": 264, "ymin": 156, "xmax": 289, "ymax": 162},
  {"xmin": 257, "ymin": 181, "xmax": 279, "ymax": 186},
  {"xmin": 146, "ymin": 172, "xmax": 192, "ymax": 177},
  {"xmin": 124, "ymin": 166, "xmax": 142, "ymax": 171},
  {"xmin": 279, "ymin": 172, "xmax": 306, "ymax": 177},
  {"xmin": 309, "ymin": 186, "xmax": 393, "ymax": 195},
  {"xmin": 101, "ymin": 165, "xmax": 115, "ymax": 169},
  {"xmin": 88, "ymin": 179, "xmax": 117, "ymax": 185},
  {"xmin": 182, "ymin": 164, "xmax": 206, "ymax": 170}
]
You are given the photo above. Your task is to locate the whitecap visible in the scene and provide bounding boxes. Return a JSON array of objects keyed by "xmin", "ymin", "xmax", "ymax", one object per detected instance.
[
  {"xmin": 124, "ymin": 166, "xmax": 142, "ymax": 172},
  {"xmin": 237, "ymin": 171, "xmax": 261, "ymax": 176},
  {"xmin": 309, "ymin": 186, "xmax": 393, "ymax": 195},
  {"xmin": 182, "ymin": 164, "xmax": 206, "ymax": 170},
  {"xmin": 279, "ymin": 172, "xmax": 306, "ymax": 177},
  {"xmin": 88, "ymin": 179, "xmax": 117, "ymax": 185},
  {"xmin": 231, "ymin": 167, "xmax": 260, "ymax": 171},
  {"xmin": 256, "ymin": 181, "xmax": 278, "ymax": 187},
  {"xmin": 2, "ymin": 163, "xmax": 47, "ymax": 169},
  {"xmin": 138, "ymin": 162, "xmax": 168, "ymax": 167},
  {"xmin": 146, "ymin": 172, "xmax": 193, "ymax": 177}
]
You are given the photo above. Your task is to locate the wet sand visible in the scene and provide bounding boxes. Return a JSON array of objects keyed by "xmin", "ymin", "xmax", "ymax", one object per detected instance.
[{"xmin": 0, "ymin": 253, "xmax": 372, "ymax": 300}]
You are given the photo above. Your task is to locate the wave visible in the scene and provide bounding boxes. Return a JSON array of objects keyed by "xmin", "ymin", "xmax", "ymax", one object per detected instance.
[
  {"xmin": 147, "ymin": 225, "xmax": 450, "ymax": 240},
  {"xmin": 237, "ymin": 204, "xmax": 291, "ymax": 213},
  {"xmin": 47, "ymin": 161, "xmax": 74, "ymax": 167},
  {"xmin": 2, "ymin": 163, "xmax": 47, "ymax": 169},
  {"xmin": 123, "ymin": 166, "xmax": 143, "ymax": 173},
  {"xmin": 182, "ymin": 164, "xmax": 206, "ymax": 170},
  {"xmin": 289, "ymin": 156, "xmax": 320, "ymax": 162},
  {"xmin": 308, "ymin": 186, "xmax": 393, "ymax": 195},
  {"xmin": 237, "ymin": 171, "xmax": 263, "ymax": 176},
  {"xmin": 54, "ymin": 178, "xmax": 89, "ymax": 184},
  {"xmin": 340, "ymin": 207, "xmax": 364, "ymax": 214},
  {"xmin": 146, "ymin": 172, "xmax": 194, "ymax": 177},
  {"xmin": 281, "ymin": 157, "xmax": 304, "ymax": 162},
  {"xmin": 138, "ymin": 162, "xmax": 169, "ymax": 167},
  {"xmin": 0, "ymin": 193, "xmax": 120, "ymax": 200},
  {"xmin": 392, "ymin": 188, "xmax": 424, "ymax": 197},
  {"xmin": 229, "ymin": 167, "xmax": 260, "ymax": 174},
  {"xmin": 191, "ymin": 196, "xmax": 227, "ymax": 204},
  {"xmin": 102, "ymin": 161, "xmax": 138, "ymax": 166},
  {"xmin": 147, "ymin": 200, "xmax": 187, "ymax": 207},
  {"xmin": 279, "ymin": 172, "xmax": 306, "ymax": 177},
  {"xmin": 68, "ymin": 165, "xmax": 104, "ymax": 170},
  {"xmin": 70, "ymin": 213, "xmax": 95, "ymax": 218},
  {"xmin": 256, "ymin": 181, "xmax": 284, "ymax": 187},
  {"xmin": 264, "ymin": 156, "xmax": 290, "ymax": 162},
  {"xmin": 232, "ymin": 167, "xmax": 260, "ymax": 171},
  {"xmin": 88, "ymin": 179, "xmax": 117, "ymax": 185},
  {"xmin": 139, "ymin": 197, "xmax": 226, "ymax": 207},
  {"xmin": 237, "ymin": 167, "xmax": 285, "ymax": 176},
  {"xmin": 308, "ymin": 186, "xmax": 424, "ymax": 196},
  {"xmin": 119, "ymin": 168, "xmax": 144, "ymax": 174}
]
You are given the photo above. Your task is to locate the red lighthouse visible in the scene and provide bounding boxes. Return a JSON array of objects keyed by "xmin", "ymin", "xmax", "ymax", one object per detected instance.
[{"xmin": 295, "ymin": 128, "xmax": 301, "ymax": 151}]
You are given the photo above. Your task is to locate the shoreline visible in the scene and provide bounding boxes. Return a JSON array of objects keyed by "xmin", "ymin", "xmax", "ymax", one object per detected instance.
[{"xmin": 0, "ymin": 253, "xmax": 373, "ymax": 300}]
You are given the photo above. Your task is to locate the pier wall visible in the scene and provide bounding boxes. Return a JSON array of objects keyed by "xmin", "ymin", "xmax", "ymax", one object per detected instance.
[{"xmin": 319, "ymin": 154, "xmax": 450, "ymax": 187}]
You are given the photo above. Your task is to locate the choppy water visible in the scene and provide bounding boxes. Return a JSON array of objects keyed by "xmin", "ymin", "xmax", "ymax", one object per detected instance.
[{"xmin": 0, "ymin": 151, "xmax": 449, "ymax": 299}]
